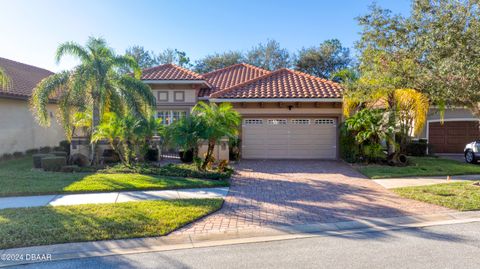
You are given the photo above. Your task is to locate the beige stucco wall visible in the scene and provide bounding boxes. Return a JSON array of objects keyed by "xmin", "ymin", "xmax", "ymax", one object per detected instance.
[
  {"xmin": 148, "ymin": 83, "xmax": 198, "ymax": 106},
  {"xmin": 197, "ymin": 138, "xmax": 229, "ymax": 162},
  {"xmin": 417, "ymin": 107, "xmax": 478, "ymax": 139},
  {"xmin": 231, "ymin": 102, "xmax": 343, "ymax": 117},
  {"xmin": 0, "ymin": 98, "xmax": 65, "ymax": 154}
]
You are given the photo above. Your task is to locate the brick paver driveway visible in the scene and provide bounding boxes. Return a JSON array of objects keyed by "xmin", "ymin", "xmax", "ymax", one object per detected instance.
[{"xmin": 175, "ymin": 160, "xmax": 451, "ymax": 235}]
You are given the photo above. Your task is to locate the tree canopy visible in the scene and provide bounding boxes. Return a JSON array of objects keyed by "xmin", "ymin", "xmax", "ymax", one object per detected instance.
[
  {"xmin": 245, "ymin": 40, "xmax": 291, "ymax": 70},
  {"xmin": 294, "ymin": 39, "xmax": 352, "ymax": 79},
  {"xmin": 124, "ymin": 46, "xmax": 159, "ymax": 70},
  {"xmin": 354, "ymin": 1, "xmax": 480, "ymax": 118},
  {"xmin": 157, "ymin": 48, "xmax": 191, "ymax": 68},
  {"xmin": 193, "ymin": 51, "xmax": 244, "ymax": 74}
]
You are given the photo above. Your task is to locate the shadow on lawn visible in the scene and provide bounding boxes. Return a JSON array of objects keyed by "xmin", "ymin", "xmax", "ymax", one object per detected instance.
[{"xmin": 0, "ymin": 199, "xmax": 219, "ymax": 250}]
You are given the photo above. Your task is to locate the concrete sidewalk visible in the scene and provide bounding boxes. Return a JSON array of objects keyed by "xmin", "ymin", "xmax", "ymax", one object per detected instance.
[
  {"xmin": 2, "ymin": 211, "xmax": 480, "ymax": 268},
  {"xmin": 373, "ymin": 174, "xmax": 480, "ymax": 189},
  {"xmin": 0, "ymin": 187, "xmax": 229, "ymax": 209}
]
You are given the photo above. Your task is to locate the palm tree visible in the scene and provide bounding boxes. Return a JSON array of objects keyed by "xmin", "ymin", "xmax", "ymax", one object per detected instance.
[
  {"xmin": 192, "ymin": 102, "xmax": 241, "ymax": 170},
  {"xmin": 91, "ymin": 112, "xmax": 143, "ymax": 166},
  {"xmin": 31, "ymin": 37, "xmax": 156, "ymax": 164},
  {"xmin": 166, "ymin": 116, "xmax": 203, "ymax": 158}
]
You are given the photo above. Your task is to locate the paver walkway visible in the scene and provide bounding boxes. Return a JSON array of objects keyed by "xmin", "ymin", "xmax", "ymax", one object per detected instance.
[
  {"xmin": 0, "ymin": 187, "xmax": 229, "ymax": 209},
  {"xmin": 174, "ymin": 160, "xmax": 453, "ymax": 235}
]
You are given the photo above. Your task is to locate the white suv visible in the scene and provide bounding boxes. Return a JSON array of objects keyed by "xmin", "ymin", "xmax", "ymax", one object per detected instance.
[{"xmin": 464, "ymin": 140, "xmax": 480, "ymax": 164}]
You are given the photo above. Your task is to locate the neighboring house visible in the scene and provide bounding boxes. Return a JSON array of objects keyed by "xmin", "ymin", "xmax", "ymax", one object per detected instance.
[
  {"xmin": 0, "ymin": 57, "xmax": 64, "ymax": 155},
  {"xmin": 141, "ymin": 63, "xmax": 343, "ymax": 160},
  {"xmin": 418, "ymin": 107, "xmax": 479, "ymax": 154}
]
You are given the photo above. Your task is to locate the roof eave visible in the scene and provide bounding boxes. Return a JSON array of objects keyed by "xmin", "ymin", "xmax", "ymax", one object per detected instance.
[
  {"xmin": 208, "ymin": 98, "xmax": 343, "ymax": 103},
  {"xmin": 142, "ymin": 79, "xmax": 212, "ymax": 88}
]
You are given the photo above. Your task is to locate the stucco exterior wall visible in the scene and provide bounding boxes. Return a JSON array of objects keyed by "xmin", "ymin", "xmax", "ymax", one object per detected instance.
[
  {"xmin": 417, "ymin": 107, "xmax": 478, "ymax": 139},
  {"xmin": 0, "ymin": 98, "xmax": 65, "ymax": 154},
  {"xmin": 148, "ymin": 83, "xmax": 199, "ymax": 106},
  {"xmin": 231, "ymin": 102, "xmax": 343, "ymax": 117}
]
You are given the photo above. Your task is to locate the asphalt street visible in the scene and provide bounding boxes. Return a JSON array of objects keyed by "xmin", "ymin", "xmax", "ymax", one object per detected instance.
[{"xmin": 9, "ymin": 222, "xmax": 480, "ymax": 269}]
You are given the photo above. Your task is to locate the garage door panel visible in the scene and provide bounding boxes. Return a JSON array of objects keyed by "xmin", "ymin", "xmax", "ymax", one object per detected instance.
[
  {"xmin": 429, "ymin": 121, "xmax": 480, "ymax": 153},
  {"xmin": 242, "ymin": 117, "xmax": 337, "ymax": 159}
]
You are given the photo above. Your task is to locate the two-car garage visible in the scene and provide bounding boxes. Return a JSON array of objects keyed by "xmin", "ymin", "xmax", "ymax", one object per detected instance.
[{"xmin": 241, "ymin": 117, "xmax": 338, "ymax": 159}]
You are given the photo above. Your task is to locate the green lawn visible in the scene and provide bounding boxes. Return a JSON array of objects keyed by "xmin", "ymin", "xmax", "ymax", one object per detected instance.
[
  {"xmin": 358, "ymin": 157, "xmax": 480, "ymax": 179},
  {"xmin": 0, "ymin": 156, "xmax": 229, "ymax": 197},
  {"xmin": 0, "ymin": 199, "xmax": 222, "ymax": 249},
  {"xmin": 393, "ymin": 182, "xmax": 480, "ymax": 211}
]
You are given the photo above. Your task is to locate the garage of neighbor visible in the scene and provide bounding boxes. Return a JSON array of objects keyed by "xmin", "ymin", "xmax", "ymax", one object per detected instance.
[
  {"xmin": 428, "ymin": 120, "xmax": 480, "ymax": 153},
  {"xmin": 241, "ymin": 117, "xmax": 338, "ymax": 159}
]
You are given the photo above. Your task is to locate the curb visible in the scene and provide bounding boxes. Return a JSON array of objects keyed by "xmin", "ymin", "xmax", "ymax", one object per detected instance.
[{"xmin": 1, "ymin": 211, "xmax": 480, "ymax": 267}]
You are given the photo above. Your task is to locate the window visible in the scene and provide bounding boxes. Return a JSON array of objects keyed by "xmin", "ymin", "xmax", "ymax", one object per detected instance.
[
  {"xmin": 157, "ymin": 91, "xmax": 168, "ymax": 102},
  {"xmin": 314, "ymin": 119, "xmax": 336, "ymax": 125},
  {"xmin": 291, "ymin": 119, "xmax": 310, "ymax": 125},
  {"xmin": 174, "ymin": 91, "xmax": 185, "ymax": 102},
  {"xmin": 244, "ymin": 119, "xmax": 263, "ymax": 125},
  {"xmin": 157, "ymin": 110, "xmax": 187, "ymax": 125},
  {"xmin": 267, "ymin": 119, "xmax": 287, "ymax": 125}
]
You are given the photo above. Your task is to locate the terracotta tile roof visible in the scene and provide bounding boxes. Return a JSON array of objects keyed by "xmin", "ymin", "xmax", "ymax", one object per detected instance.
[
  {"xmin": 210, "ymin": 68, "xmax": 344, "ymax": 99},
  {"xmin": 199, "ymin": 63, "xmax": 270, "ymax": 96},
  {"xmin": 0, "ymin": 57, "xmax": 54, "ymax": 99},
  {"xmin": 141, "ymin": 64, "xmax": 203, "ymax": 81}
]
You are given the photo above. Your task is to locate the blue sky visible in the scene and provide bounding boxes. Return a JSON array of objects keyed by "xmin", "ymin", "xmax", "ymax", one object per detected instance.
[{"xmin": 0, "ymin": 0, "xmax": 411, "ymax": 72}]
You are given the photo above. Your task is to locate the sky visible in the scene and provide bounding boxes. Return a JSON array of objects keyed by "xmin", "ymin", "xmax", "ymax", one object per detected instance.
[{"xmin": 0, "ymin": 0, "xmax": 411, "ymax": 72}]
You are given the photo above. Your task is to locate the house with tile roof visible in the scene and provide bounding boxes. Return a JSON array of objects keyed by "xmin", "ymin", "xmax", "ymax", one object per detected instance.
[
  {"xmin": 142, "ymin": 63, "xmax": 344, "ymax": 159},
  {"xmin": 0, "ymin": 57, "xmax": 65, "ymax": 155}
]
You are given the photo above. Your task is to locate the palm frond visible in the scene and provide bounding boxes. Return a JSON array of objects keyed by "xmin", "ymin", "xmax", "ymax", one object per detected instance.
[
  {"xmin": 0, "ymin": 67, "xmax": 10, "ymax": 89},
  {"xmin": 114, "ymin": 55, "xmax": 142, "ymax": 79},
  {"xmin": 55, "ymin": 42, "xmax": 90, "ymax": 64},
  {"xmin": 30, "ymin": 71, "xmax": 70, "ymax": 126}
]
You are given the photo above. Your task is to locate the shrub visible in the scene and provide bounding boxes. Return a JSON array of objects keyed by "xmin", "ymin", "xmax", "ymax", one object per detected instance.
[
  {"xmin": 406, "ymin": 140, "xmax": 428, "ymax": 156},
  {"xmin": 33, "ymin": 154, "xmax": 54, "ymax": 168},
  {"xmin": 39, "ymin": 146, "xmax": 51, "ymax": 153},
  {"xmin": 60, "ymin": 165, "xmax": 80, "ymax": 173},
  {"xmin": 217, "ymin": 160, "xmax": 229, "ymax": 173},
  {"xmin": 144, "ymin": 149, "xmax": 158, "ymax": 162},
  {"xmin": 363, "ymin": 143, "xmax": 385, "ymax": 163},
  {"xmin": 229, "ymin": 137, "xmax": 241, "ymax": 161},
  {"xmin": 159, "ymin": 163, "xmax": 232, "ymax": 180},
  {"xmin": 41, "ymin": 156, "xmax": 67, "ymax": 171},
  {"xmin": 25, "ymin": 148, "xmax": 39, "ymax": 155},
  {"xmin": 69, "ymin": 153, "xmax": 89, "ymax": 167},
  {"xmin": 12, "ymin": 151, "xmax": 24, "ymax": 158},
  {"xmin": 339, "ymin": 123, "xmax": 359, "ymax": 163},
  {"xmin": 59, "ymin": 140, "xmax": 71, "ymax": 156},
  {"xmin": 51, "ymin": 151, "xmax": 68, "ymax": 157},
  {"xmin": 1, "ymin": 153, "xmax": 13, "ymax": 161},
  {"xmin": 99, "ymin": 163, "xmax": 233, "ymax": 180}
]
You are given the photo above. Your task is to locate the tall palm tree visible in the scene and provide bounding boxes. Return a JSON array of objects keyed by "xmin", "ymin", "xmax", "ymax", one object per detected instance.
[
  {"xmin": 31, "ymin": 37, "xmax": 156, "ymax": 164},
  {"xmin": 192, "ymin": 102, "xmax": 241, "ymax": 170}
]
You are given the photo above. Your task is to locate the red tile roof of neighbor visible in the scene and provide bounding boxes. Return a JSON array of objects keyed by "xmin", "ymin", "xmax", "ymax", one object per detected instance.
[
  {"xmin": 141, "ymin": 64, "xmax": 204, "ymax": 80},
  {"xmin": 0, "ymin": 57, "xmax": 54, "ymax": 99},
  {"xmin": 210, "ymin": 68, "xmax": 344, "ymax": 99},
  {"xmin": 199, "ymin": 63, "xmax": 271, "ymax": 97}
]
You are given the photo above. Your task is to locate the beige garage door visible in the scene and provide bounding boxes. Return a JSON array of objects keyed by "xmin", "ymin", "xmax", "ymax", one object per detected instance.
[{"xmin": 241, "ymin": 118, "xmax": 337, "ymax": 159}]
